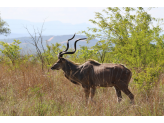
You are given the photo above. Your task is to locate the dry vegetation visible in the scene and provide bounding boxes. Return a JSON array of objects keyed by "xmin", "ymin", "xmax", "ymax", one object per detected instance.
[{"xmin": 0, "ymin": 62, "xmax": 164, "ymax": 116}]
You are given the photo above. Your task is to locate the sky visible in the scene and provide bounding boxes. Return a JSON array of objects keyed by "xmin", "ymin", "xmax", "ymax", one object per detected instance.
[
  {"xmin": 1, "ymin": 7, "xmax": 164, "ymax": 33},
  {"xmin": 0, "ymin": 7, "xmax": 106, "ymax": 25},
  {"xmin": 1, "ymin": 7, "xmax": 164, "ymax": 25}
]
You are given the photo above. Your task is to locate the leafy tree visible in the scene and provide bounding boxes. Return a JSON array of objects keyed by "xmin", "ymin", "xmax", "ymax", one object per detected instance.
[
  {"xmin": 92, "ymin": 40, "xmax": 112, "ymax": 63},
  {"xmin": 77, "ymin": 46, "xmax": 95, "ymax": 62},
  {"xmin": 81, "ymin": 7, "xmax": 164, "ymax": 94},
  {"xmin": 0, "ymin": 13, "xmax": 10, "ymax": 36},
  {"xmin": 0, "ymin": 40, "xmax": 22, "ymax": 65}
]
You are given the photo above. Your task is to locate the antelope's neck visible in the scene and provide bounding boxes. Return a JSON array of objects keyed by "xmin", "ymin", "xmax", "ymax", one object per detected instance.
[{"xmin": 62, "ymin": 60, "xmax": 80, "ymax": 77}]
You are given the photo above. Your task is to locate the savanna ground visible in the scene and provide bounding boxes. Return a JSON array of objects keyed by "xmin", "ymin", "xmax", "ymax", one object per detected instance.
[{"xmin": 0, "ymin": 62, "xmax": 164, "ymax": 116}]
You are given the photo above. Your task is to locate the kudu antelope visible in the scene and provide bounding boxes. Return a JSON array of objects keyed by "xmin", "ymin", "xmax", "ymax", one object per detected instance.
[{"xmin": 51, "ymin": 34, "xmax": 134, "ymax": 104}]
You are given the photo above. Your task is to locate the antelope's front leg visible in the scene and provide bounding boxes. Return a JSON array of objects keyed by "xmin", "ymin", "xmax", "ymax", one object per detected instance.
[
  {"xmin": 84, "ymin": 87, "xmax": 90, "ymax": 105},
  {"xmin": 91, "ymin": 87, "xmax": 96, "ymax": 104}
]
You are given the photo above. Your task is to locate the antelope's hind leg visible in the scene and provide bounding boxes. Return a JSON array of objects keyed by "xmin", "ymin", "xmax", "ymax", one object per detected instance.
[
  {"xmin": 121, "ymin": 88, "xmax": 134, "ymax": 104},
  {"xmin": 116, "ymin": 81, "xmax": 134, "ymax": 104},
  {"xmin": 114, "ymin": 86, "xmax": 122, "ymax": 103}
]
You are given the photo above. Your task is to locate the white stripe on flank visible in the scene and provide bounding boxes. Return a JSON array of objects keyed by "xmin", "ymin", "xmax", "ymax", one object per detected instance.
[
  {"xmin": 118, "ymin": 69, "xmax": 123, "ymax": 81},
  {"xmin": 95, "ymin": 69, "xmax": 101, "ymax": 86},
  {"xmin": 110, "ymin": 67, "xmax": 114, "ymax": 83},
  {"xmin": 116, "ymin": 67, "xmax": 119, "ymax": 80}
]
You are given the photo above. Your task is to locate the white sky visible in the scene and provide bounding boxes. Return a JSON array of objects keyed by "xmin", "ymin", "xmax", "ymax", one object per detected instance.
[
  {"xmin": 0, "ymin": 7, "xmax": 106, "ymax": 25},
  {"xmin": 1, "ymin": 7, "xmax": 164, "ymax": 25},
  {"xmin": 1, "ymin": 0, "xmax": 164, "ymax": 38}
]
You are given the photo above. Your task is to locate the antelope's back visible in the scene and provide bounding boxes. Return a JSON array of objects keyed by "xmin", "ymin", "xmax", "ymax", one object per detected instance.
[{"xmin": 91, "ymin": 63, "xmax": 132, "ymax": 87}]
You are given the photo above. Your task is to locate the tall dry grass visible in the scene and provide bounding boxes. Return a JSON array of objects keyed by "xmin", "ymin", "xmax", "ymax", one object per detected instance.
[{"xmin": 0, "ymin": 62, "xmax": 164, "ymax": 116}]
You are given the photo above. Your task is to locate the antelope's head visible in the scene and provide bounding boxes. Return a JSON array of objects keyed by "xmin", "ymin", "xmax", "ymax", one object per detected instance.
[{"xmin": 51, "ymin": 34, "xmax": 87, "ymax": 70}]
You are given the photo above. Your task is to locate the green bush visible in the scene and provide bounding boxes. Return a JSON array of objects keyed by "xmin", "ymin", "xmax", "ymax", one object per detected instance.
[{"xmin": 0, "ymin": 39, "xmax": 22, "ymax": 67}]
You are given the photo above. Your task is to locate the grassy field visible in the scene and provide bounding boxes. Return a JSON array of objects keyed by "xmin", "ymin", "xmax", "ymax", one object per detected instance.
[{"xmin": 0, "ymin": 62, "xmax": 164, "ymax": 116}]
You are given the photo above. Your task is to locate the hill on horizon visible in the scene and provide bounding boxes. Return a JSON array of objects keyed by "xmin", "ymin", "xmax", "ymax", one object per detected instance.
[
  {"xmin": 0, "ymin": 34, "xmax": 98, "ymax": 54},
  {"xmin": 0, "ymin": 19, "xmax": 97, "ymax": 54}
]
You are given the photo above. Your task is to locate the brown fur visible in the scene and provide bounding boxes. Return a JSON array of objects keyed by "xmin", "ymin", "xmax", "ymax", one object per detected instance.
[{"xmin": 51, "ymin": 58, "xmax": 134, "ymax": 104}]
